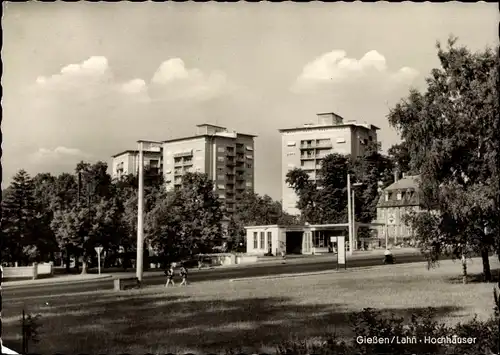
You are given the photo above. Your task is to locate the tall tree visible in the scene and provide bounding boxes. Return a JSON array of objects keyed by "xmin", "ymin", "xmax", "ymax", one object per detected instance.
[
  {"xmin": 387, "ymin": 36, "xmax": 499, "ymax": 281},
  {"xmin": 350, "ymin": 142, "xmax": 394, "ymax": 225},
  {"xmin": 387, "ymin": 142, "xmax": 412, "ymax": 175},
  {"xmin": 316, "ymin": 153, "xmax": 351, "ymax": 224},
  {"xmin": 32, "ymin": 173, "xmax": 59, "ymax": 261},
  {"xmin": 285, "ymin": 168, "xmax": 320, "ymax": 223},
  {"xmin": 1, "ymin": 170, "xmax": 39, "ymax": 264},
  {"xmin": 146, "ymin": 173, "xmax": 224, "ymax": 262}
]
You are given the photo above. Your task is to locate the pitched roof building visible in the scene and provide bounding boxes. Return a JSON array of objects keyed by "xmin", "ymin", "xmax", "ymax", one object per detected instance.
[{"xmin": 375, "ymin": 174, "xmax": 423, "ymax": 247}]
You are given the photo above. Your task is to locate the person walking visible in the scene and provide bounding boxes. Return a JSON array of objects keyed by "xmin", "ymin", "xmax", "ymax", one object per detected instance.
[
  {"xmin": 179, "ymin": 264, "xmax": 188, "ymax": 286},
  {"xmin": 165, "ymin": 264, "xmax": 175, "ymax": 287}
]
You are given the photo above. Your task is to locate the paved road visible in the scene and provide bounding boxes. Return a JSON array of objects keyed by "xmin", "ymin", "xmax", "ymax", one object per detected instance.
[{"xmin": 2, "ymin": 253, "xmax": 430, "ymax": 301}]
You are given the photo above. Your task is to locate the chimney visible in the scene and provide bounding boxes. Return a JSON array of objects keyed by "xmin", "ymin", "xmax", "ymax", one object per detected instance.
[
  {"xmin": 394, "ymin": 169, "xmax": 399, "ymax": 182},
  {"xmin": 402, "ymin": 172, "xmax": 406, "ymax": 179}
]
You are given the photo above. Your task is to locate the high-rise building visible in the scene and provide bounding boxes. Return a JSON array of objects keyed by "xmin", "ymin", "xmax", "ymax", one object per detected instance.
[
  {"xmin": 279, "ymin": 112, "xmax": 379, "ymax": 215},
  {"xmin": 111, "ymin": 146, "xmax": 163, "ymax": 179},
  {"xmin": 162, "ymin": 124, "xmax": 256, "ymax": 214}
]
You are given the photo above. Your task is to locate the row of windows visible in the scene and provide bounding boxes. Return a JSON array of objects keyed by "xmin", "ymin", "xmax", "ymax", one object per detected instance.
[
  {"xmin": 253, "ymin": 231, "xmax": 273, "ymax": 250},
  {"xmin": 384, "ymin": 190, "xmax": 416, "ymax": 202}
]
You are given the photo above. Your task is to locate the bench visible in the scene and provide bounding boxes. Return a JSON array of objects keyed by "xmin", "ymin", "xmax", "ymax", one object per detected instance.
[{"xmin": 114, "ymin": 277, "xmax": 140, "ymax": 291}]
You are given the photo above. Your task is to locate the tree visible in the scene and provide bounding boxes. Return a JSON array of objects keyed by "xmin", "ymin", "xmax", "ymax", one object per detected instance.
[
  {"xmin": 50, "ymin": 161, "xmax": 117, "ymax": 274},
  {"xmin": 51, "ymin": 197, "xmax": 121, "ymax": 274},
  {"xmin": 228, "ymin": 192, "xmax": 299, "ymax": 252},
  {"xmin": 387, "ymin": 36, "xmax": 499, "ymax": 281},
  {"xmin": 350, "ymin": 142, "xmax": 394, "ymax": 224},
  {"xmin": 285, "ymin": 168, "xmax": 321, "ymax": 223},
  {"xmin": 32, "ymin": 173, "xmax": 59, "ymax": 261},
  {"xmin": 146, "ymin": 173, "xmax": 224, "ymax": 263},
  {"xmin": 1, "ymin": 170, "xmax": 39, "ymax": 264},
  {"xmin": 387, "ymin": 142, "xmax": 412, "ymax": 175}
]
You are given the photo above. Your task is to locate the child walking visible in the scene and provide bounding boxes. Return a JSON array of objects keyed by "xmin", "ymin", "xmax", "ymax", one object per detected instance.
[
  {"xmin": 179, "ymin": 264, "xmax": 188, "ymax": 286},
  {"xmin": 165, "ymin": 264, "xmax": 175, "ymax": 287}
]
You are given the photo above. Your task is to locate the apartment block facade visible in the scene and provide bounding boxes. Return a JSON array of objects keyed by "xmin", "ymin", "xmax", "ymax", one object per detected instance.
[
  {"xmin": 162, "ymin": 124, "xmax": 256, "ymax": 214},
  {"xmin": 280, "ymin": 112, "xmax": 379, "ymax": 215},
  {"xmin": 111, "ymin": 147, "xmax": 163, "ymax": 179}
]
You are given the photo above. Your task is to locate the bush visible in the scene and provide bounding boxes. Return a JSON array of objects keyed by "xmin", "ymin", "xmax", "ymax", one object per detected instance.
[{"xmin": 274, "ymin": 288, "xmax": 499, "ymax": 355}]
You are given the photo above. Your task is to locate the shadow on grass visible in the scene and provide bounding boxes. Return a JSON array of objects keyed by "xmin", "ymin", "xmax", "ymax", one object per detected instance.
[
  {"xmin": 2, "ymin": 292, "xmax": 464, "ymax": 355},
  {"xmin": 447, "ymin": 268, "xmax": 500, "ymax": 284}
]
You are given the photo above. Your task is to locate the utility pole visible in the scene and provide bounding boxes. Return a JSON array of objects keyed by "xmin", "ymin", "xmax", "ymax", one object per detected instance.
[
  {"xmin": 352, "ymin": 189, "xmax": 356, "ymax": 252},
  {"xmin": 347, "ymin": 174, "xmax": 353, "ymax": 256},
  {"xmin": 136, "ymin": 141, "xmax": 145, "ymax": 282}
]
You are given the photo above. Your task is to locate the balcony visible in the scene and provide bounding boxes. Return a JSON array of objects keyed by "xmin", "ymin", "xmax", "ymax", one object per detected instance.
[
  {"xmin": 226, "ymin": 151, "xmax": 236, "ymax": 157},
  {"xmin": 236, "ymin": 175, "xmax": 245, "ymax": 181},
  {"xmin": 226, "ymin": 160, "xmax": 236, "ymax": 167},
  {"xmin": 300, "ymin": 142, "xmax": 315, "ymax": 149},
  {"xmin": 300, "ymin": 154, "xmax": 316, "ymax": 160},
  {"xmin": 316, "ymin": 141, "xmax": 332, "ymax": 148}
]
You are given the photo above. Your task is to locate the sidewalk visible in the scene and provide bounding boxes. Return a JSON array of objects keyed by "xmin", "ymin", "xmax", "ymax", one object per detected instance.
[
  {"xmin": 2, "ymin": 273, "xmax": 112, "ymax": 288},
  {"xmin": 2, "ymin": 248, "xmax": 421, "ymax": 288},
  {"xmin": 256, "ymin": 248, "xmax": 420, "ymax": 264}
]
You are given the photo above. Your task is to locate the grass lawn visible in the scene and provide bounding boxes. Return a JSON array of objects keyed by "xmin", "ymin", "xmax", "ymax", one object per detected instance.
[{"xmin": 3, "ymin": 258, "xmax": 499, "ymax": 354}]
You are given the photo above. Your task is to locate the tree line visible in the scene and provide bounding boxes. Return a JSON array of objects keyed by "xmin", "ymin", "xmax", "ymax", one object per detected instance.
[{"xmin": 1, "ymin": 162, "xmax": 296, "ymax": 273}]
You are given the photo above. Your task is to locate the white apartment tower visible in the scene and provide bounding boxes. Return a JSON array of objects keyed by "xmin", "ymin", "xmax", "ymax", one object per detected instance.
[
  {"xmin": 111, "ymin": 147, "xmax": 163, "ymax": 179},
  {"xmin": 162, "ymin": 124, "xmax": 256, "ymax": 214},
  {"xmin": 279, "ymin": 112, "xmax": 379, "ymax": 215}
]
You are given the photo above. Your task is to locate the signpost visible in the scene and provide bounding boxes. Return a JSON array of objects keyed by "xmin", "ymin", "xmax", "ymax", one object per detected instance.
[
  {"xmin": 95, "ymin": 247, "xmax": 103, "ymax": 275},
  {"xmin": 332, "ymin": 236, "xmax": 346, "ymax": 270}
]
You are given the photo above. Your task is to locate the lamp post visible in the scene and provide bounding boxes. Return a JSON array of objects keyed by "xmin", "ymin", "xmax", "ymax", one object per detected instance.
[
  {"xmin": 136, "ymin": 140, "xmax": 162, "ymax": 283},
  {"xmin": 347, "ymin": 174, "xmax": 353, "ymax": 255},
  {"xmin": 351, "ymin": 182, "xmax": 363, "ymax": 252}
]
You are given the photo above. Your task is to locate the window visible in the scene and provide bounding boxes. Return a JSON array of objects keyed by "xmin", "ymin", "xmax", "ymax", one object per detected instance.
[
  {"xmin": 253, "ymin": 232, "xmax": 258, "ymax": 249},
  {"xmin": 218, "ymin": 147, "xmax": 225, "ymax": 153},
  {"xmin": 336, "ymin": 138, "xmax": 346, "ymax": 144},
  {"xmin": 397, "ymin": 192, "xmax": 402, "ymax": 200},
  {"xmin": 246, "ymin": 146, "xmax": 253, "ymax": 151},
  {"xmin": 260, "ymin": 232, "xmax": 265, "ymax": 249},
  {"xmin": 287, "ymin": 141, "xmax": 296, "ymax": 147},
  {"xmin": 246, "ymin": 163, "xmax": 252, "ymax": 169},
  {"xmin": 218, "ymin": 156, "xmax": 225, "ymax": 162},
  {"xmin": 385, "ymin": 193, "xmax": 389, "ymax": 202},
  {"xmin": 267, "ymin": 232, "xmax": 272, "ymax": 249}
]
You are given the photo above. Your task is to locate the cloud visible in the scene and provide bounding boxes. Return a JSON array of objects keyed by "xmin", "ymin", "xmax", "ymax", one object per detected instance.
[
  {"xmin": 35, "ymin": 56, "xmax": 112, "ymax": 90},
  {"xmin": 149, "ymin": 58, "xmax": 233, "ymax": 101},
  {"xmin": 291, "ymin": 50, "xmax": 419, "ymax": 93},
  {"xmin": 31, "ymin": 146, "xmax": 91, "ymax": 163},
  {"xmin": 33, "ymin": 56, "xmax": 234, "ymax": 104}
]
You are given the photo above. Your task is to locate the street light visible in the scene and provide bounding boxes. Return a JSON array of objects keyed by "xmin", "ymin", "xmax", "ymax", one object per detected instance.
[
  {"xmin": 351, "ymin": 182, "xmax": 363, "ymax": 252},
  {"xmin": 136, "ymin": 140, "xmax": 162, "ymax": 283}
]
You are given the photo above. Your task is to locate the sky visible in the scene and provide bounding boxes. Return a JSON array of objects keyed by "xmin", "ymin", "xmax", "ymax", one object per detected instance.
[{"xmin": 2, "ymin": 2, "xmax": 498, "ymax": 200}]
